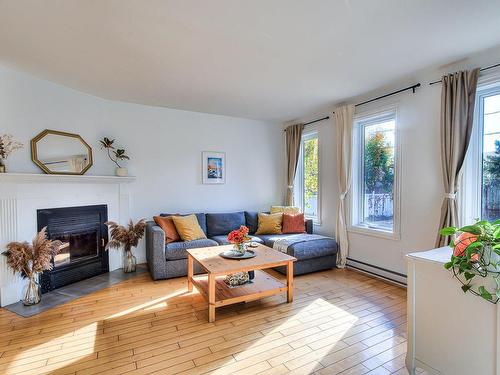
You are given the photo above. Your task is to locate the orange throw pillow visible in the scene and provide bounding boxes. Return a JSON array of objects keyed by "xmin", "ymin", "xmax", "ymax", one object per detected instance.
[
  {"xmin": 282, "ymin": 213, "xmax": 306, "ymax": 234},
  {"xmin": 154, "ymin": 215, "xmax": 181, "ymax": 243}
]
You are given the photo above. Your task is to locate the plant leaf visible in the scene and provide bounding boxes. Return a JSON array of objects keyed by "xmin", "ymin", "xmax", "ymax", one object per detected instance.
[
  {"xmin": 479, "ymin": 286, "xmax": 493, "ymax": 300},
  {"xmin": 458, "ymin": 225, "xmax": 482, "ymax": 235},
  {"xmin": 444, "ymin": 261, "xmax": 453, "ymax": 270},
  {"xmin": 461, "ymin": 285, "xmax": 471, "ymax": 293},
  {"xmin": 464, "ymin": 271, "xmax": 475, "ymax": 281},
  {"xmin": 440, "ymin": 227, "xmax": 457, "ymax": 236},
  {"xmin": 467, "ymin": 241, "xmax": 483, "ymax": 250}
]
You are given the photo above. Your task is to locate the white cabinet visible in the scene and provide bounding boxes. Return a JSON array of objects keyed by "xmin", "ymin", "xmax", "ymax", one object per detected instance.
[{"xmin": 406, "ymin": 247, "xmax": 500, "ymax": 375}]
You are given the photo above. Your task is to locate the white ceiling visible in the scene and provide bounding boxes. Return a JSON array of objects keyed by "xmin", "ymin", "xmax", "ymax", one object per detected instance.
[{"xmin": 1, "ymin": 1, "xmax": 500, "ymax": 122}]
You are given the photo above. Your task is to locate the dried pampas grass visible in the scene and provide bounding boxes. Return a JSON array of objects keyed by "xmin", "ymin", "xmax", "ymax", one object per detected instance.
[
  {"xmin": 3, "ymin": 227, "xmax": 62, "ymax": 278},
  {"xmin": 105, "ymin": 219, "xmax": 146, "ymax": 253}
]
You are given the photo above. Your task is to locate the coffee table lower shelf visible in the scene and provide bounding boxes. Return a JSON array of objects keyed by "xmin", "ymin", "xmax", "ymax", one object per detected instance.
[{"xmin": 191, "ymin": 270, "xmax": 287, "ymax": 308}]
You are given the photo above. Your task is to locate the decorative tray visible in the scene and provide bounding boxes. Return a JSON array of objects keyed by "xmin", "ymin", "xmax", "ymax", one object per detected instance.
[{"xmin": 219, "ymin": 250, "xmax": 256, "ymax": 259}]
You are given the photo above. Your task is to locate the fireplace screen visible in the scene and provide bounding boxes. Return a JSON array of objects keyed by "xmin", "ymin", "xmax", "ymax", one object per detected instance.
[
  {"xmin": 52, "ymin": 229, "xmax": 99, "ymax": 267},
  {"xmin": 37, "ymin": 204, "xmax": 109, "ymax": 293}
]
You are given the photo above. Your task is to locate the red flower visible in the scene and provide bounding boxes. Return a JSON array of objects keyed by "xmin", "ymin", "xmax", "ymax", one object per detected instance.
[{"xmin": 227, "ymin": 226, "xmax": 251, "ymax": 244}]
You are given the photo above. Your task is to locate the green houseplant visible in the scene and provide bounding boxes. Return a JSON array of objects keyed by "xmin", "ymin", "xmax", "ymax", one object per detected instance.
[
  {"xmin": 100, "ymin": 137, "xmax": 130, "ymax": 177},
  {"xmin": 440, "ymin": 219, "xmax": 500, "ymax": 303}
]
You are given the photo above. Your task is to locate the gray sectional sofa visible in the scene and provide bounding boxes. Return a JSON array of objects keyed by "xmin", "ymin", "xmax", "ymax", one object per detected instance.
[{"xmin": 145, "ymin": 211, "xmax": 338, "ymax": 280}]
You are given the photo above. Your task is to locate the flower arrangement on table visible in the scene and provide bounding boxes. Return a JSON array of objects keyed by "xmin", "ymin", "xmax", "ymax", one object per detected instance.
[
  {"xmin": 440, "ymin": 219, "xmax": 500, "ymax": 303},
  {"xmin": 225, "ymin": 225, "xmax": 253, "ymax": 287},
  {"xmin": 227, "ymin": 225, "xmax": 251, "ymax": 254}
]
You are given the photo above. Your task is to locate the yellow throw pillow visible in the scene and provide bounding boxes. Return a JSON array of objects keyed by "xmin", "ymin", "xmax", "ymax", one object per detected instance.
[
  {"xmin": 171, "ymin": 214, "xmax": 207, "ymax": 241},
  {"xmin": 270, "ymin": 206, "xmax": 301, "ymax": 215},
  {"xmin": 256, "ymin": 213, "xmax": 283, "ymax": 235}
]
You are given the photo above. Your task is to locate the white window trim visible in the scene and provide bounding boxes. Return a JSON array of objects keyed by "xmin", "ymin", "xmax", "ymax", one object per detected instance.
[
  {"xmin": 348, "ymin": 105, "xmax": 401, "ymax": 240},
  {"xmin": 294, "ymin": 126, "xmax": 322, "ymax": 225},
  {"xmin": 460, "ymin": 77, "xmax": 500, "ymax": 225}
]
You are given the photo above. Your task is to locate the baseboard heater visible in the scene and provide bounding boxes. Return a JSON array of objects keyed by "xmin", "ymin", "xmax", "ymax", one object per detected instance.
[{"xmin": 346, "ymin": 257, "xmax": 407, "ymax": 287}]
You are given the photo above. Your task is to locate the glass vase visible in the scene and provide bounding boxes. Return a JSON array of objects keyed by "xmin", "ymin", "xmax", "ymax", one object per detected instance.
[
  {"xmin": 123, "ymin": 249, "xmax": 137, "ymax": 273},
  {"xmin": 22, "ymin": 275, "xmax": 41, "ymax": 306},
  {"xmin": 233, "ymin": 243, "xmax": 247, "ymax": 255},
  {"xmin": 0, "ymin": 158, "xmax": 6, "ymax": 173}
]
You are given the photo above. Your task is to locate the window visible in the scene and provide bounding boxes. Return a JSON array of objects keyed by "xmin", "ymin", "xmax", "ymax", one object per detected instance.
[
  {"xmin": 481, "ymin": 91, "xmax": 500, "ymax": 220},
  {"xmin": 351, "ymin": 109, "xmax": 399, "ymax": 237},
  {"xmin": 294, "ymin": 130, "xmax": 320, "ymax": 223},
  {"xmin": 462, "ymin": 83, "xmax": 500, "ymax": 223}
]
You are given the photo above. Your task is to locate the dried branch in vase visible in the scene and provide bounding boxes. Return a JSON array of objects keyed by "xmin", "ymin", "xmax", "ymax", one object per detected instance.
[
  {"xmin": 0, "ymin": 134, "xmax": 23, "ymax": 160},
  {"xmin": 106, "ymin": 219, "xmax": 146, "ymax": 273},
  {"xmin": 2, "ymin": 227, "xmax": 62, "ymax": 279},
  {"xmin": 105, "ymin": 219, "xmax": 146, "ymax": 253}
]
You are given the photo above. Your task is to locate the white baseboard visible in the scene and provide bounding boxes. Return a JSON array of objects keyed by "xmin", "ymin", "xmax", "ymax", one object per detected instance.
[{"xmin": 346, "ymin": 258, "xmax": 407, "ymax": 287}]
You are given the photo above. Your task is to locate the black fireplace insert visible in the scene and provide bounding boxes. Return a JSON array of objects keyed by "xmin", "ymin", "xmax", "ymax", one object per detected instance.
[{"xmin": 37, "ymin": 205, "xmax": 109, "ymax": 293}]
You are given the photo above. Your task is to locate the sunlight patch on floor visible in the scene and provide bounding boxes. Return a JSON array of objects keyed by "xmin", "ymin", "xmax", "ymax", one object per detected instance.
[
  {"xmin": 7, "ymin": 321, "xmax": 99, "ymax": 373},
  {"xmin": 208, "ymin": 297, "xmax": 358, "ymax": 374},
  {"xmin": 105, "ymin": 290, "xmax": 185, "ymax": 319}
]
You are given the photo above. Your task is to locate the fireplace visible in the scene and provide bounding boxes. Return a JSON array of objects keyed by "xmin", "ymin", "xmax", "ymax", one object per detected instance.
[{"xmin": 37, "ymin": 205, "xmax": 109, "ymax": 293}]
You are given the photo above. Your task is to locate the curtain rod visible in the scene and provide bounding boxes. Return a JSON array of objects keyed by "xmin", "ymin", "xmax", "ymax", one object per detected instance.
[
  {"xmin": 286, "ymin": 83, "xmax": 421, "ymax": 129},
  {"xmin": 429, "ymin": 62, "xmax": 500, "ymax": 85}
]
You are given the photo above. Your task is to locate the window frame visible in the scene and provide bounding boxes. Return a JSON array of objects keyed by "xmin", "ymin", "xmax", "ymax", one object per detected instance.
[
  {"xmin": 460, "ymin": 79, "xmax": 500, "ymax": 225},
  {"xmin": 348, "ymin": 106, "xmax": 401, "ymax": 240},
  {"xmin": 294, "ymin": 127, "xmax": 321, "ymax": 225}
]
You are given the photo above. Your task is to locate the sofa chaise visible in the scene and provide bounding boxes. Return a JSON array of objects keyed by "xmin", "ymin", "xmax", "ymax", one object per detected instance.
[{"xmin": 145, "ymin": 211, "xmax": 338, "ymax": 280}]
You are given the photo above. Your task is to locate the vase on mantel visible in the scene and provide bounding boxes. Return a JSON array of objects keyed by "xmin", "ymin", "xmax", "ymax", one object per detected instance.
[
  {"xmin": 115, "ymin": 167, "xmax": 128, "ymax": 177},
  {"xmin": 0, "ymin": 158, "xmax": 6, "ymax": 173},
  {"xmin": 22, "ymin": 274, "xmax": 41, "ymax": 306}
]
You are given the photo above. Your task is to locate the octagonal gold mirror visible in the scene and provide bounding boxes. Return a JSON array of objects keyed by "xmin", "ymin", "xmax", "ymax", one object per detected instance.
[{"xmin": 31, "ymin": 130, "xmax": 93, "ymax": 175}]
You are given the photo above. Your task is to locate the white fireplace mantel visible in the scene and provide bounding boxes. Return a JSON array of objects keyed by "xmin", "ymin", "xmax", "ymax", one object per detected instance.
[
  {"xmin": 0, "ymin": 173, "xmax": 135, "ymax": 306},
  {"xmin": 0, "ymin": 173, "xmax": 135, "ymax": 184}
]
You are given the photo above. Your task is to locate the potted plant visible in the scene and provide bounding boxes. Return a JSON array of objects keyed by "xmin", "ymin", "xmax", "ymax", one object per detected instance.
[
  {"xmin": 2, "ymin": 228, "xmax": 62, "ymax": 305},
  {"xmin": 105, "ymin": 219, "xmax": 146, "ymax": 273},
  {"xmin": 100, "ymin": 137, "xmax": 130, "ymax": 177},
  {"xmin": 440, "ymin": 219, "xmax": 500, "ymax": 303},
  {"xmin": 0, "ymin": 134, "xmax": 23, "ymax": 173}
]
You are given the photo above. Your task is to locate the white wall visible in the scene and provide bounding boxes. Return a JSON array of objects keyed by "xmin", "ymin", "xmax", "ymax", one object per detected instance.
[
  {"xmin": 0, "ymin": 66, "xmax": 286, "ymax": 264},
  {"xmin": 291, "ymin": 45, "xmax": 500, "ymax": 280}
]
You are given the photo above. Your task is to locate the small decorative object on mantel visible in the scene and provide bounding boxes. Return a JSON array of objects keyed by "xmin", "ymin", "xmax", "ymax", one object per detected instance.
[
  {"xmin": 440, "ymin": 219, "xmax": 500, "ymax": 304},
  {"xmin": 0, "ymin": 134, "xmax": 23, "ymax": 173},
  {"xmin": 100, "ymin": 137, "xmax": 130, "ymax": 177},
  {"xmin": 105, "ymin": 219, "xmax": 146, "ymax": 273},
  {"xmin": 202, "ymin": 151, "xmax": 225, "ymax": 184},
  {"xmin": 2, "ymin": 227, "xmax": 62, "ymax": 305}
]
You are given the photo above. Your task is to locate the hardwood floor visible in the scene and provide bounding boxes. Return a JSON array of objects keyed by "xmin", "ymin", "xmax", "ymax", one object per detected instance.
[{"xmin": 0, "ymin": 268, "xmax": 418, "ymax": 375}]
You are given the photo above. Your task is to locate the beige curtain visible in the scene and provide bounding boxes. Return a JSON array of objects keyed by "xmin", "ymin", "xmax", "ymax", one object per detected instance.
[
  {"xmin": 285, "ymin": 123, "xmax": 304, "ymax": 205},
  {"xmin": 435, "ymin": 68, "xmax": 480, "ymax": 247},
  {"xmin": 335, "ymin": 104, "xmax": 355, "ymax": 268}
]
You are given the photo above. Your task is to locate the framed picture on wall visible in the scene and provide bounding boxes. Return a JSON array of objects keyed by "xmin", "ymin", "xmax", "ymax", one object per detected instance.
[{"xmin": 202, "ymin": 151, "xmax": 225, "ymax": 184}]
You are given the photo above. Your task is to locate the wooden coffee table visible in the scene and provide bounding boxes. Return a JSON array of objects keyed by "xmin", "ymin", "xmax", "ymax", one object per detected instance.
[{"xmin": 187, "ymin": 244, "xmax": 296, "ymax": 322}]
